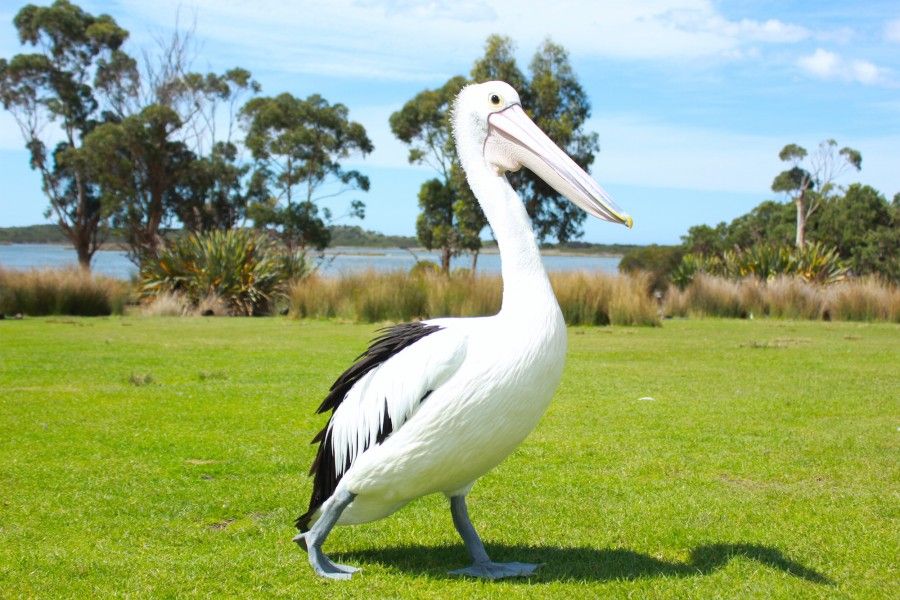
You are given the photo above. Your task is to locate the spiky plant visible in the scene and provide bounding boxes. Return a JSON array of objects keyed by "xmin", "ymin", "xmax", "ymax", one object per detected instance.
[{"xmin": 140, "ymin": 230, "xmax": 306, "ymax": 315}]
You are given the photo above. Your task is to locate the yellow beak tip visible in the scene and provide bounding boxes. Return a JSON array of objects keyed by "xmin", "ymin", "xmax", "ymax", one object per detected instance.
[{"xmin": 624, "ymin": 215, "xmax": 634, "ymax": 229}]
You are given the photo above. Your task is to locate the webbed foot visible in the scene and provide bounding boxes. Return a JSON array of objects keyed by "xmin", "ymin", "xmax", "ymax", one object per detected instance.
[
  {"xmin": 294, "ymin": 530, "xmax": 360, "ymax": 580},
  {"xmin": 449, "ymin": 561, "xmax": 541, "ymax": 579}
]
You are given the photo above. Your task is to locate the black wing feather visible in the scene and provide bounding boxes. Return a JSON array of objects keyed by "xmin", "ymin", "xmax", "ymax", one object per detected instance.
[{"xmin": 296, "ymin": 322, "xmax": 442, "ymax": 531}]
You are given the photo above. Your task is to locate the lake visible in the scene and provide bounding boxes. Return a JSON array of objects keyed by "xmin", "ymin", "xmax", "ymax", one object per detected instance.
[{"xmin": 0, "ymin": 244, "xmax": 621, "ymax": 279}]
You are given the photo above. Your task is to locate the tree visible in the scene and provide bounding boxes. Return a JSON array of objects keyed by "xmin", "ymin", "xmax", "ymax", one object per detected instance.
[
  {"xmin": 681, "ymin": 222, "xmax": 729, "ymax": 255},
  {"xmin": 390, "ymin": 76, "xmax": 484, "ymax": 272},
  {"xmin": 392, "ymin": 36, "xmax": 601, "ymax": 271},
  {"xmin": 89, "ymin": 26, "xmax": 259, "ymax": 261},
  {"xmin": 812, "ymin": 184, "xmax": 898, "ymax": 280},
  {"xmin": 772, "ymin": 139, "xmax": 862, "ymax": 248},
  {"xmin": 0, "ymin": 0, "xmax": 131, "ymax": 268},
  {"xmin": 173, "ymin": 68, "xmax": 260, "ymax": 232},
  {"xmin": 727, "ymin": 200, "xmax": 795, "ymax": 249},
  {"xmin": 471, "ymin": 36, "xmax": 600, "ymax": 243},
  {"xmin": 82, "ymin": 104, "xmax": 193, "ymax": 261},
  {"xmin": 241, "ymin": 93, "xmax": 372, "ymax": 251},
  {"xmin": 519, "ymin": 39, "xmax": 600, "ymax": 243}
]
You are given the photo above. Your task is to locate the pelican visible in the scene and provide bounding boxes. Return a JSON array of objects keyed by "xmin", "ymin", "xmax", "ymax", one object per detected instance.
[{"xmin": 295, "ymin": 81, "xmax": 632, "ymax": 579}]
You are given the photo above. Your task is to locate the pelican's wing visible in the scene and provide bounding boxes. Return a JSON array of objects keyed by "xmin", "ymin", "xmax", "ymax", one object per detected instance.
[{"xmin": 297, "ymin": 321, "xmax": 467, "ymax": 531}]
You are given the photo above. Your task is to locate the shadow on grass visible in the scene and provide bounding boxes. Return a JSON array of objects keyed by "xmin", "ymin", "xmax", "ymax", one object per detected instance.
[{"xmin": 340, "ymin": 542, "xmax": 831, "ymax": 584}]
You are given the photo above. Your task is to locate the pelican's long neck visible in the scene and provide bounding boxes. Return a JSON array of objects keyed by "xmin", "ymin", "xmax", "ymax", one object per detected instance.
[{"xmin": 455, "ymin": 130, "xmax": 556, "ymax": 317}]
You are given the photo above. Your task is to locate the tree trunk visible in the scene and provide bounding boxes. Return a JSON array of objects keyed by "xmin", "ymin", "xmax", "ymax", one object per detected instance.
[
  {"xmin": 795, "ymin": 193, "xmax": 806, "ymax": 248},
  {"xmin": 470, "ymin": 250, "xmax": 479, "ymax": 273},
  {"xmin": 441, "ymin": 246, "xmax": 451, "ymax": 274},
  {"xmin": 69, "ymin": 229, "xmax": 94, "ymax": 271}
]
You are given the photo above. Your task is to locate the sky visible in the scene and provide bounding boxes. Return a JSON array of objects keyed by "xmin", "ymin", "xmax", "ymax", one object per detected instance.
[{"xmin": 0, "ymin": 0, "xmax": 898, "ymax": 245}]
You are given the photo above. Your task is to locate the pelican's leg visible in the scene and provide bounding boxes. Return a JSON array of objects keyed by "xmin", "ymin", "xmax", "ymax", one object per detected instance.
[
  {"xmin": 447, "ymin": 495, "xmax": 541, "ymax": 579},
  {"xmin": 293, "ymin": 488, "xmax": 360, "ymax": 580}
]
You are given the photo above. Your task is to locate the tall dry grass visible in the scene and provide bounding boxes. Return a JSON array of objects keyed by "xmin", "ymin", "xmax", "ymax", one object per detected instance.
[
  {"xmin": 0, "ymin": 268, "xmax": 130, "ymax": 316},
  {"xmin": 826, "ymin": 278, "xmax": 900, "ymax": 322},
  {"xmin": 665, "ymin": 274, "xmax": 899, "ymax": 322},
  {"xmin": 290, "ymin": 270, "xmax": 660, "ymax": 326}
]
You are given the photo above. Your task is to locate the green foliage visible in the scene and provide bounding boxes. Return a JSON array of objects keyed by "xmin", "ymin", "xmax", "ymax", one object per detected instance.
[
  {"xmin": 82, "ymin": 103, "xmax": 192, "ymax": 261},
  {"xmin": 498, "ymin": 37, "xmax": 600, "ymax": 243},
  {"xmin": 409, "ymin": 260, "xmax": 441, "ymax": 277},
  {"xmin": 679, "ymin": 184, "xmax": 897, "ymax": 282},
  {"xmin": 140, "ymin": 229, "xmax": 303, "ymax": 315},
  {"xmin": 390, "ymin": 76, "xmax": 481, "ymax": 272},
  {"xmin": 393, "ymin": 35, "xmax": 601, "ymax": 262},
  {"xmin": 771, "ymin": 139, "xmax": 862, "ymax": 247},
  {"xmin": 674, "ymin": 243, "xmax": 847, "ymax": 286},
  {"xmin": 327, "ymin": 225, "xmax": 417, "ymax": 248},
  {"xmin": 175, "ymin": 141, "xmax": 250, "ymax": 233},
  {"xmin": 618, "ymin": 245, "xmax": 685, "ymax": 292},
  {"xmin": 0, "ymin": 267, "xmax": 128, "ymax": 316},
  {"xmin": 682, "ymin": 201, "xmax": 795, "ymax": 255},
  {"xmin": 811, "ymin": 184, "xmax": 899, "ymax": 281},
  {"xmin": 242, "ymin": 93, "xmax": 372, "ymax": 252},
  {"xmin": 0, "ymin": 223, "xmax": 70, "ymax": 243},
  {"xmin": 0, "ymin": 0, "xmax": 132, "ymax": 267},
  {"xmin": 1, "ymin": 3, "xmax": 266, "ymax": 269}
]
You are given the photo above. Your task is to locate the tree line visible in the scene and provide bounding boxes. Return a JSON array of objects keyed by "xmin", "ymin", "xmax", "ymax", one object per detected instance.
[
  {"xmin": 623, "ymin": 178, "xmax": 899, "ymax": 287},
  {"xmin": 1, "ymin": 2, "xmax": 600, "ymax": 275},
  {"xmin": 0, "ymin": 1, "xmax": 373, "ymax": 269}
]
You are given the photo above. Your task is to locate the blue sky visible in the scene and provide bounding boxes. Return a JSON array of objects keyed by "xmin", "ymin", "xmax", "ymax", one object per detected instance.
[{"xmin": 1, "ymin": 0, "xmax": 898, "ymax": 245}]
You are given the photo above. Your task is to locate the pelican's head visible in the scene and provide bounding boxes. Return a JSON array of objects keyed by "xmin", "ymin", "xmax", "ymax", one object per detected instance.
[{"xmin": 453, "ymin": 81, "xmax": 632, "ymax": 228}]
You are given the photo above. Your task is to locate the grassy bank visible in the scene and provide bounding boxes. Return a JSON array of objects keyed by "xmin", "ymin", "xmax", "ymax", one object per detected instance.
[{"xmin": 1, "ymin": 317, "xmax": 897, "ymax": 598}]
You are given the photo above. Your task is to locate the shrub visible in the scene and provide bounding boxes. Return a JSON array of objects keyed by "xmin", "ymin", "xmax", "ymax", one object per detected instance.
[
  {"xmin": 0, "ymin": 268, "xmax": 129, "ymax": 316},
  {"xmin": 140, "ymin": 230, "xmax": 305, "ymax": 315},
  {"xmin": 618, "ymin": 245, "xmax": 685, "ymax": 292},
  {"xmin": 675, "ymin": 242, "xmax": 847, "ymax": 287}
]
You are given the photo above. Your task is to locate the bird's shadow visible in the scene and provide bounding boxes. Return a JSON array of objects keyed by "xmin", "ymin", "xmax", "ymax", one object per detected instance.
[{"xmin": 339, "ymin": 542, "xmax": 831, "ymax": 584}]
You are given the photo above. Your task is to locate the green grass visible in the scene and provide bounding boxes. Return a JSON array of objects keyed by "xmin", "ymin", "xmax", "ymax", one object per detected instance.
[{"xmin": 0, "ymin": 317, "xmax": 897, "ymax": 598}]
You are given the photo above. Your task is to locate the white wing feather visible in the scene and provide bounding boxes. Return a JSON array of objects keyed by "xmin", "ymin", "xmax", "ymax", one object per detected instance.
[{"xmin": 327, "ymin": 326, "xmax": 467, "ymax": 475}]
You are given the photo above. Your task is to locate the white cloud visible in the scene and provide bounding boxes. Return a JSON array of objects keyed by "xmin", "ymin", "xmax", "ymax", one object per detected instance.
[
  {"xmin": 798, "ymin": 48, "xmax": 840, "ymax": 77},
  {"xmin": 797, "ymin": 48, "xmax": 888, "ymax": 85},
  {"xmin": 885, "ymin": 19, "xmax": 900, "ymax": 43},
  {"xmin": 102, "ymin": 0, "xmax": 814, "ymax": 82}
]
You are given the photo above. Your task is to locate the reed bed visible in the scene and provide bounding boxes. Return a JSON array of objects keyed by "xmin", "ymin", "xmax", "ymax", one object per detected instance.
[
  {"xmin": 290, "ymin": 270, "xmax": 660, "ymax": 326},
  {"xmin": 665, "ymin": 274, "xmax": 900, "ymax": 322},
  {"xmin": 0, "ymin": 267, "xmax": 130, "ymax": 316}
]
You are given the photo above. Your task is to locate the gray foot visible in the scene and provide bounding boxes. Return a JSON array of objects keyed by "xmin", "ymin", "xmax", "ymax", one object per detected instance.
[
  {"xmin": 449, "ymin": 561, "xmax": 542, "ymax": 579},
  {"xmin": 294, "ymin": 531, "xmax": 360, "ymax": 580}
]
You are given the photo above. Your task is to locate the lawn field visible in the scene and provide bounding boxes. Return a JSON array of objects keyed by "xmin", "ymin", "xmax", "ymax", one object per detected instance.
[{"xmin": 0, "ymin": 317, "xmax": 897, "ymax": 598}]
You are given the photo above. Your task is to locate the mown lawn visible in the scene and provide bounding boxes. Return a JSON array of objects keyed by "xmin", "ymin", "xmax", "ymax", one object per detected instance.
[{"xmin": 0, "ymin": 316, "xmax": 897, "ymax": 598}]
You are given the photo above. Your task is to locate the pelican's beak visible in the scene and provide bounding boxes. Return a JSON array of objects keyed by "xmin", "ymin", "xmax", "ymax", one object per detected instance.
[{"xmin": 485, "ymin": 104, "xmax": 632, "ymax": 228}]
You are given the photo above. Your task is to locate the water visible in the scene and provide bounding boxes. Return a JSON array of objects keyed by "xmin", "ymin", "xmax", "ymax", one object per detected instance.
[{"xmin": 0, "ymin": 243, "xmax": 621, "ymax": 279}]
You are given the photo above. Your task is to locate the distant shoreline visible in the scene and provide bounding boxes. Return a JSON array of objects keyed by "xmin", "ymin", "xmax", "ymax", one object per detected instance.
[{"xmin": 0, "ymin": 240, "xmax": 625, "ymax": 259}]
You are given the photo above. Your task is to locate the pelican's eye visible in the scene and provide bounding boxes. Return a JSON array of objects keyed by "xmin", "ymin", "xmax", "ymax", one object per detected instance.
[{"xmin": 489, "ymin": 93, "xmax": 502, "ymax": 106}]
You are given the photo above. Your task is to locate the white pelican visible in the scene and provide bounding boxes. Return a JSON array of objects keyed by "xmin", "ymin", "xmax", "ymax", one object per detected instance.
[{"xmin": 295, "ymin": 81, "xmax": 632, "ymax": 579}]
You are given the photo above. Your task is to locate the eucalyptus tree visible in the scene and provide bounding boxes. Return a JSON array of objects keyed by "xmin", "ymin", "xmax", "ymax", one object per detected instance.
[
  {"xmin": 772, "ymin": 140, "xmax": 862, "ymax": 248},
  {"xmin": 389, "ymin": 75, "xmax": 481, "ymax": 272},
  {"xmin": 0, "ymin": 0, "xmax": 133, "ymax": 268},
  {"xmin": 392, "ymin": 35, "xmax": 602, "ymax": 272},
  {"xmin": 84, "ymin": 32, "xmax": 260, "ymax": 261},
  {"xmin": 241, "ymin": 93, "xmax": 372, "ymax": 251},
  {"xmin": 173, "ymin": 68, "xmax": 260, "ymax": 232}
]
